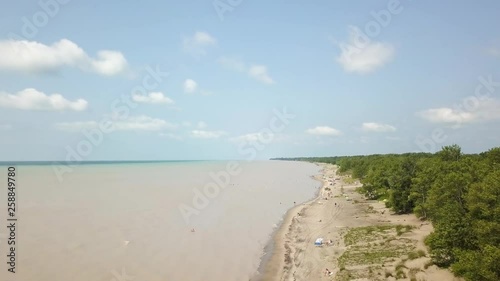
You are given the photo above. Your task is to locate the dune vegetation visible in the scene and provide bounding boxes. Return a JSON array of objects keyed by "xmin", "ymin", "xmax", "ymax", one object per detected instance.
[{"xmin": 273, "ymin": 145, "xmax": 500, "ymax": 281}]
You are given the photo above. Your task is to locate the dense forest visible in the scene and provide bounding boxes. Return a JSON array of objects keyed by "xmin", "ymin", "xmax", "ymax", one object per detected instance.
[{"xmin": 272, "ymin": 145, "xmax": 500, "ymax": 281}]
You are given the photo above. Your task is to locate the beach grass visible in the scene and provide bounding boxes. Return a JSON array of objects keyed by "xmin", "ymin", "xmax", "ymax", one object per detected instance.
[{"xmin": 336, "ymin": 224, "xmax": 417, "ymax": 281}]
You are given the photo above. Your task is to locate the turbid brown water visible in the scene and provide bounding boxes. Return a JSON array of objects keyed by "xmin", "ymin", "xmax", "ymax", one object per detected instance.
[{"xmin": 0, "ymin": 161, "xmax": 320, "ymax": 281}]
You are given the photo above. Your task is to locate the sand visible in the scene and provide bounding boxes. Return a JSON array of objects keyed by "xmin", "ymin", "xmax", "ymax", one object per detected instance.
[{"xmin": 261, "ymin": 163, "xmax": 462, "ymax": 281}]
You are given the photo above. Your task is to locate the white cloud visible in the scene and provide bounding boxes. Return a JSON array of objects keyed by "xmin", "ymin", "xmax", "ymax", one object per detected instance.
[
  {"xmin": 191, "ymin": 130, "xmax": 227, "ymax": 139},
  {"xmin": 184, "ymin": 79, "xmax": 198, "ymax": 94},
  {"xmin": 306, "ymin": 126, "xmax": 342, "ymax": 136},
  {"xmin": 55, "ymin": 116, "xmax": 176, "ymax": 132},
  {"xmin": 0, "ymin": 39, "xmax": 127, "ymax": 75},
  {"xmin": 54, "ymin": 121, "xmax": 99, "ymax": 132},
  {"xmin": 182, "ymin": 79, "xmax": 210, "ymax": 95},
  {"xmin": 361, "ymin": 122, "xmax": 396, "ymax": 132},
  {"xmin": 418, "ymin": 108, "xmax": 475, "ymax": 124},
  {"xmin": 230, "ymin": 132, "xmax": 269, "ymax": 143},
  {"xmin": 192, "ymin": 31, "xmax": 217, "ymax": 45},
  {"xmin": 114, "ymin": 116, "xmax": 177, "ymax": 131},
  {"xmin": 0, "ymin": 88, "xmax": 88, "ymax": 111},
  {"xmin": 217, "ymin": 56, "xmax": 246, "ymax": 72},
  {"xmin": 89, "ymin": 50, "xmax": 128, "ymax": 76},
  {"xmin": 218, "ymin": 57, "xmax": 275, "ymax": 85},
  {"xmin": 132, "ymin": 92, "xmax": 174, "ymax": 105},
  {"xmin": 182, "ymin": 31, "xmax": 217, "ymax": 56},
  {"xmin": 418, "ymin": 98, "xmax": 500, "ymax": 126},
  {"xmin": 336, "ymin": 27, "xmax": 394, "ymax": 74},
  {"xmin": 248, "ymin": 65, "xmax": 275, "ymax": 84}
]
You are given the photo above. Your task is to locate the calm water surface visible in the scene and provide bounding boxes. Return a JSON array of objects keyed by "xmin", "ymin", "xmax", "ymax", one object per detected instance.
[{"xmin": 0, "ymin": 161, "xmax": 320, "ymax": 281}]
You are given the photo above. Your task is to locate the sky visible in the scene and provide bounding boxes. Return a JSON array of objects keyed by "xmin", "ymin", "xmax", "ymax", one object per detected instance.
[{"xmin": 0, "ymin": 0, "xmax": 499, "ymax": 161}]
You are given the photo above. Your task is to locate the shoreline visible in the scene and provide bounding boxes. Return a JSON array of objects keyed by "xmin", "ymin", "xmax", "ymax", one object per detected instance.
[
  {"xmin": 255, "ymin": 163, "xmax": 330, "ymax": 281},
  {"xmin": 250, "ymin": 162, "xmax": 326, "ymax": 281},
  {"xmin": 257, "ymin": 162, "xmax": 461, "ymax": 281}
]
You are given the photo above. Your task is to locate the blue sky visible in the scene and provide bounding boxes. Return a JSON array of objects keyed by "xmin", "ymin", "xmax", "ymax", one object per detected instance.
[{"xmin": 0, "ymin": 0, "xmax": 499, "ymax": 161}]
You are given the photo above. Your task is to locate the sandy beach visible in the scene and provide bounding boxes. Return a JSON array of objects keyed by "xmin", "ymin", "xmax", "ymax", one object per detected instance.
[{"xmin": 260, "ymin": 163, "xmax": 462, "ymax": 281}]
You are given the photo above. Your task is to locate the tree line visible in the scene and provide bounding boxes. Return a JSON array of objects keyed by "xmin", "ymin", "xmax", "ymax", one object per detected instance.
[{"xmin": 272, "ymin": 145, "xmax": 500, "ymax": 281}]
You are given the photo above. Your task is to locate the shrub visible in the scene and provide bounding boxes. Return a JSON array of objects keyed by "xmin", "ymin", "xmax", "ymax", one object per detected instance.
[
  {"xmin": 396, "ymin": 269, "xmax": 406, "ymax": 278},
  {"xmin": 395, "ymin": 262, "xmax": 407, "ymax": 271}
]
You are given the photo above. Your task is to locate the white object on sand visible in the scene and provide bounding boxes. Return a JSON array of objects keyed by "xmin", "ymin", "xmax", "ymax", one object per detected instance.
[{"xmin": 315, "ymin": 238, "xmax": 324, "ymax": 246}]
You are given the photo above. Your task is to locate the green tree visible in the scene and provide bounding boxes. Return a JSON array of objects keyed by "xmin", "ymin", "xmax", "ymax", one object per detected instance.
[
  {"xmin": 410, "ymin": 157, "xmax": 440, "ymax": 218},
  {"xmin": 452, "ymin": 245, "xmax": 500, "ymax": 281},
  {"xmin": 389, "ymin": 156, "xmax": 417, "ymax": 214},
  {"xmin": 438, "ymin": 144, "xmax": 462, "ymax": 161},
  {"xmin": 279, "ymin": 145, "xmax": 499, "ymax": 279}
]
